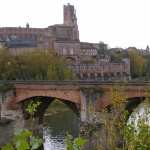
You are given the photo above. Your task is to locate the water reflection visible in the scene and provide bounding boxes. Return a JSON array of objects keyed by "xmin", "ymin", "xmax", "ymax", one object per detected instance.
[
  {"xmin": 44, "ymin": 127, "xmax": 65, "ymax": 150},
  {"xmin": 128, "ymin": 101, "xmax": 150, "ymax": 126},
  {"xmin": 43, "ymin": 100, "xmax": 79, "ymax": 150}
]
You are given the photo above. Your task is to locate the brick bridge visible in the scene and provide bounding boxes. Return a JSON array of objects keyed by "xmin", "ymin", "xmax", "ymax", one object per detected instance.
[{"xmin": 2, "ymin": 80, "xmax": 150, "ymax": 123}]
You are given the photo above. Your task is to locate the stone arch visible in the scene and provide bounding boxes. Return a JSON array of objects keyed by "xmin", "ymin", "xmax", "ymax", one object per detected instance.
[
  {"xmin": 66, "ymin": 57, "xmax": 76, "ymax": 64},
  {"xmin": 82, "ymin": 73, "xmax": 88, "ymax": 80},
  {"xmin": 20, "ymin": 96, "xmax": 80, "ymax": 124},
  {"xmin": 104, "ymin": 72, "xmax": 109, "ymax": 80},
  {"xmin": 98, "ymin": 96, "xmax": 147, "ymax": 122},
  {"xmin": 14, "ymin": 87, "xmax": 81, "ymax": 105},
  {"xmin": 90, "ymin": 73, "xmax": 95, "ymax": 80},
  {"xmin": 98, "ymin": 95, "xmax": 147, "ymax": 120},
  {"xmin": 125, "ymin": 96, "xmax": 146, "ymax": 115},
  {"xmin": 97, "ymin": 73, "xmax": 101, "ymax": 78}
]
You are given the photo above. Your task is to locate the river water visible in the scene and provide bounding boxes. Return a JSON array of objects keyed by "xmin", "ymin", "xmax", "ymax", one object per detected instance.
[
  {"xmin": 128, "ymin": 101, "xmax": 150, "ymax": 126},
  {"xmin": 0, "ymin": 100, "xmax": 79, "ymax": 149},
  {"xmin": 43, "ymin": 101, "xmax": 79, "ymax": 150}
]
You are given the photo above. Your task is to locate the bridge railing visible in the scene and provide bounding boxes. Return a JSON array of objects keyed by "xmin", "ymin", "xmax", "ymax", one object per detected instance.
[{"xmin": 1, "ymin": 80, "xmax": 150, "ymax": 86}]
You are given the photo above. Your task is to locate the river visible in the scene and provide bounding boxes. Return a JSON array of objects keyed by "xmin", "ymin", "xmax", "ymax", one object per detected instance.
[
  {"xmin": 43, "ymin": 100, "xmax": 79, "ymax": 150},
  {"xmin": 0, "ymin": 100, "xmax": 80, "ymax": 149},
  {"xmin": 128, "ymin": 100, "xmax": 150, "ymax": 126}
]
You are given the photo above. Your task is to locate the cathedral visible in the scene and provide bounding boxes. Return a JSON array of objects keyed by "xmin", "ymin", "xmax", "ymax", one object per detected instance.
[{"xmin": 0, "ymin": 3, "xmax": 130, "ymax": 80}]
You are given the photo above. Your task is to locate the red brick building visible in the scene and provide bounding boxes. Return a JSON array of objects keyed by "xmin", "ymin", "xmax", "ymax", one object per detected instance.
[{"xmin": 0, "ymin": 3, "xmax": 131, "ymax": 80}]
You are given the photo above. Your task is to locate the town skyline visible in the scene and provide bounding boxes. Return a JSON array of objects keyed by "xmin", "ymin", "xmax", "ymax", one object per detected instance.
[{"xmin": 0, "ymin": 0, "xmax": 149, "ymax": 49}]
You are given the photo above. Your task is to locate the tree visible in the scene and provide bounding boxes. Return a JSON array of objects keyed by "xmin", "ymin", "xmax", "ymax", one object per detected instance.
[
  {"xmin": 0, "ymin": 49, "xmax": 75, "ymax": 80},
  {"xmin": 97, "ymin": 42, "xmax": 108, "ymax": 57},
  {"xmin": 111, "ymin": 51, "xmax": 123, "ymax": 62},
  {"xmin": 128, "ymin": 48, "xmax": 145, "ymax": 78},
  {"xmin": 1, "ymin": 100, "xmax": 43, "ymax": 150}
]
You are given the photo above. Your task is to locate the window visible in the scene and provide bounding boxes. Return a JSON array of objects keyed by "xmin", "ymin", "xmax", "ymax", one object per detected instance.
[
  {"xmin": 83, "ymin": 73, "xmax": 88, "ymax": 79},
  {"xmin": 63, "ymin": 48, "xmax": 67, "ymax": 55},
  {"xmin": 90, "ymin": 73, "xmax": 95, "ymax": 79},
  {"xmin": 110, "ymin": 72, "xmax": 114, "ymax": 77},
  {"xmin": 97, "ymin": 73, "xmax": 101, "ymax": 78},
  {"xmin": 70, "ymin": 48, "xmax": 74, "ymax": 55},
  {"xmin": 116, "ymin": 72, "xmax": 121, "ymax": 77}
]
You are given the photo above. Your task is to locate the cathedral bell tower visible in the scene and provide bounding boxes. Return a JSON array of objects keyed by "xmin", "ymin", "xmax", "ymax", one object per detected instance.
[{"xmin": 63, "ymin": 3, "xmax": 79, "ymax": 41}]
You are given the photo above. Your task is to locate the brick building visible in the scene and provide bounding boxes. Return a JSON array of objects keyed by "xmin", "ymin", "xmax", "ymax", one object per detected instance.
[{"xmin": 0, "ymin": 3, "xmax": 131, "ymax": 80}]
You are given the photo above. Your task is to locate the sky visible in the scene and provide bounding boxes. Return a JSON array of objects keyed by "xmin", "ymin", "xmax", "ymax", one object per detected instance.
[{"xmin": 0, "ymin": 0, "xmax": 150, "ymax": 49}]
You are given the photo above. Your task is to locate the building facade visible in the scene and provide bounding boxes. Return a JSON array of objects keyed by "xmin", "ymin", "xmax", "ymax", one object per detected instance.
[{"xmin": 0, "ymin": 3, "xmax": 131, "ymax": 80}]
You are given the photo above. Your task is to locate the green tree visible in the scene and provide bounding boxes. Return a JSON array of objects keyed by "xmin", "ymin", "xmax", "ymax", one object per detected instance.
[
  {"xmin": 128, "ymin": 48, "xmax": 145, "ymax": 78},
  {"xmin": 143, "ymin": 54, "xmax": 150, "ymax": 79},
  {"xmin": 47, "ymin": 59, "xmax": 74, "ymax": 80},
  {"xmin": 1, "ymin": 100, "xmax": 43, "ymax": 150},
  {"xmin": 0, "ymin": 49, "xmax": 75, "ymax": 80},
  {"xmin": 65, "ymin": 134, "xmax": 86, "ymax": 150},
  {"xmin": 111, "ymin": 51, "xmax": 123, "ymax": 62}
]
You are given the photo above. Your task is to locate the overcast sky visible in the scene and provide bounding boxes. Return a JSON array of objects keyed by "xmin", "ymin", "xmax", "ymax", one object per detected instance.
[{"xmin": 0, "ymin": 0, "xmax": 149, "ymax": 49}]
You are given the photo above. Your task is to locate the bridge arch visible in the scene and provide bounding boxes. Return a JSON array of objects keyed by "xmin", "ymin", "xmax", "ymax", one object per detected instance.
[
  {"xmin": 125, "ymin": 96, "xmax": 146, "ymax": 116},
  {"xmin": 127, "ymin": 99, "xmax": 150, "ymax": 126},
  {"xmin": 14, "ymin": 88, "xmax": 81, "ymax": 104},
  {"xmin": 6, "ymin": 81, "xmax": 150, "ymax": 123},
  {"xmin": 65, "ymin": 57, "xmax": 76, "ymax": 64},
  {"xmin": 20, "ymin": 96, "xmax": 80, "ymax": 124},
  {"xmin": 97, "ymin": 94, "xmax": 147, "ymax": 115},
  {"xmin": 104, "ymin": 96, "xmax": 147, "ymax": 118}
]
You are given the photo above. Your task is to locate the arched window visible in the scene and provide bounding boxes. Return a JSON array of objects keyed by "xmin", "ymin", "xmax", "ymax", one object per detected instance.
[
  {"xmin": 83, "ymin": 73, "xmax": 88, "ymax": 79},
  {"xmin": 90, "ymin": 73, "xmax": 95, "ymax": 79},
  {"xmin": 117, "ymin": 72, "xmax": 121, "ymax": 77},
  {"xmin": 63, "ymin": 48, "xmax": 67, "ymax": 55},
  {"xmin": 97, "ymin": 73, "xmax": 101, "ymax": 78},
  {"xmin": 70, "ymin": 48, "xmax": 74, "ymax": 55}
]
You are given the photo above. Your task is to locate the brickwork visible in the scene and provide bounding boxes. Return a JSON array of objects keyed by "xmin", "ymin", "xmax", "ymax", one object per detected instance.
[
  {"xmin": 7, "ymin": 81, "xmax": 149, "ymax": 109},
  {"xmin": 0, "ymin": 3, "xmax": 131, "ymax": 80},
  {"xmin": 3, "ymin": 81, "xmax": 149, "ymax": 122}
]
